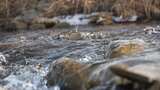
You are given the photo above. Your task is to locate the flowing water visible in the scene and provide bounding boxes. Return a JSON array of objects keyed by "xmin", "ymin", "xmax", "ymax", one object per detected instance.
[{"xmin": 0, "ymin": 23, "xmax": 160, "ymax": 90}]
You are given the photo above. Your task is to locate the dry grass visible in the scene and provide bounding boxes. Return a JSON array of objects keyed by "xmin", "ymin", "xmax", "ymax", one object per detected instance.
[
  {"xmin": 112, "ymin": 0, "xmax": 160, "ymax": 19},
  {"xmin": 0, "ymin": 0, "xmax": 38, "ymax": 18},
  {"xmin": 0, "ymin": 0, "xmax": 160, "ymax": 20},
  {"xmin": 44, "ymin": 0, "xmax": 160, "ymax": 20},
  {"xmin": 43, "ymin": 0, "xmax": 116, "ymax": 17}
]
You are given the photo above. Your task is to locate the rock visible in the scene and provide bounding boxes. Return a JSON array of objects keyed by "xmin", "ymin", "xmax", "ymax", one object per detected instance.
[
  {"xmin": 13, "ymin": 18, "xmax": 28, "ymax": 30},
  {"xmin": 46, "ymin": 57, "xmax": 122, "ymax": 90},
  {"xmin": 59, "ymin": 31, "xmax": 82, "ymax": 40},
  {"xmin": 110, "ymin": 63, "xmax": 160, "ymax": 90},
  {"xmin": 54, "ymin": 22, "xmax": 71, "ymax": 28},
  {"xmin": 0, "ymin": 19, "xmax": 17, "ymax": 32},
  {"xmin": 29, "ymin": 23, "xmax": 46, "ymax": 30},
  {"xmin": 35, "ymin": 63, "xmax": 42, "ymax": 69},
  {"xmin": 107, "ymin": 39, "xmax": 145, "ymax": 58},
  {"xmin": 32, "ymin": 17, "xmax": 57, "ymax": 29},
  {"xmin": 46, "ymin": 57, "xmax": 88, "ymax": 90},
  {"xmin": 68, "ymin": 32, "xmax": 82, "ymax": 40},
  {"xmin": 0, "ymin": 43, "xmax": 17, "ymax": 51},
  {"xmin": 110, "ymin": 64, "xmax": 151, "ymax": 84},
  {"xmin": 0, "ymin": 66, "xmax": 10, "ymax": 79},
  {"xmin": 89, "ymin": 12, "xmax": 113, "ymax": 25}
]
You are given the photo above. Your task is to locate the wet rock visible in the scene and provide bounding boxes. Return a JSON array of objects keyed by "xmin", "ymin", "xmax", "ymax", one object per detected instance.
[
  {"xmin": 13, "ymin": 18, "xmax": 28, "ymax": 30},
  {"xmin": 0, "ymin": 43, "xmax": 18, "ymax": 51},
  {"xmin": 29, "ymin": 23, "xmax": 46, "ymax": 30},
  {"xmin": 59, "ymin": 31, "xmax": 82, "ymax": 40},
  {"xmin": 68, "ymin": 32, "xmax": 82, "ymax": 40},
  {"xmin": 46, "ymin": 57, "xmax": 88, "ymax": 90},
  {"xmin": 0, "ymin": 19, "xmax": 17, "ymax": 32},
  {"xmin": 33, "ymin": 17, "xmax": 57, "ymax": 29},
  {"xmin": 90, "ymin": 12, "xmax": 113, "ymax": 25},
  {"xmin": 0, "ymin": 66, "xmax": 10, "ymax": 79},
  {"xmin": 35, "ymin": 63, "xmax": 42, "ymax": 69},
  {"xmin": 54, "ymin": 22, "xmax": 71, "ymax": 28},
  {"xmin": 110, "ymin": 63, "xmax": 160, "ymax": 90},
  {"xmin": 46, "ymin": 57, "xmax": 108, "ymax": 90},
  {"xmin": 107, "ymin": 39, "xmax": 145, "ymax": 58}
]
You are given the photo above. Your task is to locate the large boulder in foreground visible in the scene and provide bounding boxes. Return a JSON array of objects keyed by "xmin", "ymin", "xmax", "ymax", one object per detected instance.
[
  {"xmin": 46, "ymin": 57, "xmax": 88, "ymax": 90},
  {"xmin": 110, "ymin": 63, "xmax": 160, "ymax": 90},
  {"xmin": 46, "ymin": 57, "xmax": 113, "ymax": 90},
  {"xmin": 107, "ymin": 39, "xmax": 145, "ymax": 58}
]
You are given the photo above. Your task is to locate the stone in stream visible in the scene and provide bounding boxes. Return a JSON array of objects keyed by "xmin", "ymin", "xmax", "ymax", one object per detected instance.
[
  {"xmin": 0, "ymin": 66, "xmax": 10, "ymax": 79},
  {"xmin": 46, "ymin": 57, "xmax": 109, "ymax": 90},
  {"xmin": 0, "ymin": 19, "xmax": 17, "ymax": 32},
  {"xmin": 32, "ymin": 17, "xmax": 57, "ymax": 29},
  {"xmin": 89, "ymin": 12, "xmax": 113, "ymax": 25},
  {"xmin": 13, "ymin": 18, "xmax": 29, "ymax": 30},
  {"xmin": 46, "ymin": 57, "xmax": 88, "ymax": 90},
  {"xmin": 59, "ymin": 31, "xmax": 82, "ymax": 40},
  {"xmin": 0, "ymin": 43, "xmax": 18, "ymax": 51},
  {"xmin": 54, "ymin": 22, "xmax": 71, "ymax": 28},
  {"xmin": 68, "ymin": 32, "xmax": 82, "ymax": 40},
  {"xmin": 29, "ymin": 23, "xmax": 46, "ymax": 30},
  {"xmin": 110, "ymin": 63, "xmax": 160, "ymax": 90},
  {"xmin": 107, "ymin": 39, "xmax": 145, "ymax": 58}
]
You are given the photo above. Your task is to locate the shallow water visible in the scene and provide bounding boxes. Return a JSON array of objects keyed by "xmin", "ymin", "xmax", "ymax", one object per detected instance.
[{"xmin": 0, "ymin": 24, "xmax": 160, "ymax": 90}]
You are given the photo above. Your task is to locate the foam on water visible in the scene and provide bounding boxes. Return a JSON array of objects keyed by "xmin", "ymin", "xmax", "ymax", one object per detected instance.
[
  {"xmin": 53, "ymin": 13, "xmax": 97, "ymax": 26},
  {"xmin": 0, "ymin": 53, "xmax": 7, "ymax": 64},
  {"xmin": 2, "ymin": 65, "xmax": 48, "ymax": 90}
]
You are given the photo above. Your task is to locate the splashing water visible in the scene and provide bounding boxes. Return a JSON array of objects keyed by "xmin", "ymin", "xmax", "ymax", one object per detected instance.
[{"xmin": 0, "ymin": 53, "xmax": 7, "ymax": 64}]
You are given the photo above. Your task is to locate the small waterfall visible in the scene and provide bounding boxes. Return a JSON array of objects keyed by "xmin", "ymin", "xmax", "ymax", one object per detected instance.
[{"xmin": 0, "ymin": 52, "xmax": 7, "ymax": 64}]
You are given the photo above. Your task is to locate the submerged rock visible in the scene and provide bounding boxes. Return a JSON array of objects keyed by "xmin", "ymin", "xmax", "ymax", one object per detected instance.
[
  {"xmin": 59, "ymin": 31, "xmax": 82, "ymax": 40},
  {"xmin": 107, "ymin": 39, "xmax": 145, "ymax": 58},
  {"xmin": 46, "ymin": 57, "xmax": 88, "ymax": 90}
]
